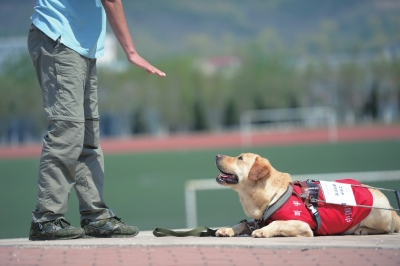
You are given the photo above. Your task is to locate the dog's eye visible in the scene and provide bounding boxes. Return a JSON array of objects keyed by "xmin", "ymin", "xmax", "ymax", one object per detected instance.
[{"xmin": 238, "ymin": 156, "xmax": 243, "ymax": 160}]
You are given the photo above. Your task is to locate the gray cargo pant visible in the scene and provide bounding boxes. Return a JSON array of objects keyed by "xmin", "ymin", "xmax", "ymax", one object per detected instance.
[{"xmin": 28, "ymin": 24, "xmax": 115, "ymax": 222}]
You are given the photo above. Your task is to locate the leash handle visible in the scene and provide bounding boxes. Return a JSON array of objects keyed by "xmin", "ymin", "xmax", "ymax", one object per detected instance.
[
  {"xmin": 395, "ymin": 190, "xmax": 400, "ymax": 212},
  {"xmin": 153, "ymin": 226, "xmax": 217, "ymax": 237}
]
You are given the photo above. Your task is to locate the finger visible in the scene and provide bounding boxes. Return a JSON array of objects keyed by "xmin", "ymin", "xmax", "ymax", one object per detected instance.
[
  {"xmin": 146, "ymin": 68, "xmax": 166, "ymax": 77},
  {"xmin": 156, "ymin": 71, "xmax": 166, "ymax": 77}
]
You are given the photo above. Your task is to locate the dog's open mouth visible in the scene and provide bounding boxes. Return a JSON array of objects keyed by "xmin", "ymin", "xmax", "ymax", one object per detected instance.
[{"xmin": 216, "ymin": 172, "xmax": 238, "ymax": 184}]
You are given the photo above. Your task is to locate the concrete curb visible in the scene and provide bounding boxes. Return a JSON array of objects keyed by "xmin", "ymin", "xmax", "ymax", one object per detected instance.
[{"xmin": 1, "ymin": 231, "xmax": 399, "ymax": 250}]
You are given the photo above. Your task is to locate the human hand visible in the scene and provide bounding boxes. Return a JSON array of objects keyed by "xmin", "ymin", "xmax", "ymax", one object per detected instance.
[
  {"xmin": 128, "ymin": 53, "xmax": 166, "ymax": 77},
  {"xmin": 101, "ymin": 0, "xmax": 165, "ymax": 77}
]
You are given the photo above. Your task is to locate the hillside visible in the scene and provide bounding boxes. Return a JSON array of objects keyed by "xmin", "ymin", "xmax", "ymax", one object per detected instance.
[{"xmin": 1, "ymin": 0, "xmax": 400, "ymax": 58}]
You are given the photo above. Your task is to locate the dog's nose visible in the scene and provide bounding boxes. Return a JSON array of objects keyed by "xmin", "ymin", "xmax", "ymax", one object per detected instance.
[{"xmin": 216, "ymin": 154, "xmax": 222, "ymax": 160}]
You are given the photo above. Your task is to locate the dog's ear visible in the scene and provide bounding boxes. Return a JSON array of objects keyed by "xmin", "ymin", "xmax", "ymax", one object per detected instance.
[{"xmin": 248, "ymin": 156, "xmax": 270, "ymax": 181}]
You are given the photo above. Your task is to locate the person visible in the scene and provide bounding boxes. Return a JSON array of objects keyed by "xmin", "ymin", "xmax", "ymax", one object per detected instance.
[{"xmin": 27, "ymin": 0, "xmax": 165, "ymax": 241}]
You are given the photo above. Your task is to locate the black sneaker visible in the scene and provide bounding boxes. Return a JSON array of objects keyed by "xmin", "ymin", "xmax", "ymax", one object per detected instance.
[
  {"xmin": 29, "ymin": 218, "xmax": 85, "ymax": 241},
  {"xmin": 81, "ymin": 216, "xmax": 139, "ymax": 238}
]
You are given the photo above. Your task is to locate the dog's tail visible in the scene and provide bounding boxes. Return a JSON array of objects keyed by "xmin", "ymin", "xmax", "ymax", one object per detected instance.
[{"xmin": 391, "ymin": 210, "xmax": 400, "ymax": 233}]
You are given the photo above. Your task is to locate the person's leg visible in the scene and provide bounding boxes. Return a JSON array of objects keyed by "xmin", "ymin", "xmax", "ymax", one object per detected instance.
[
  {"xmin": 74, "ymin": 59, "xmax": 114, "ymax": 220},
  {"xmin": 27, "ymin": 24, "xmax": 86, "ymax": 240},
  {"xmin": 33, "ymin": 120, "xmax": 85, "ymax": 221},
  {"xmin": 75, "ymin": 59, "xmax": 139, "ymax": 238}
]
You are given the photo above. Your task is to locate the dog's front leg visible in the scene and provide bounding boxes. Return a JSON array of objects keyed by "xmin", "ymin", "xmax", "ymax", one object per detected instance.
[
  {"xmin": 216, "ymin": 221, "xmax": 252, "ymax": 237},
  {"xmin": 252, "ymin": 220, "xmax": 313, "ymax": 238}
]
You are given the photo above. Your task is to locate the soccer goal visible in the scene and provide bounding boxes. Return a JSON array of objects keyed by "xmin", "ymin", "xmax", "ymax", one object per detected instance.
[{"xmin": 240, "ymin": 106, "xmax": 338, "ymax": 147}]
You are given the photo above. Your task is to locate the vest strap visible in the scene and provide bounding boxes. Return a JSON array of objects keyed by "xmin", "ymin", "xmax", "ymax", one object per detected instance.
[
  {"xmin": 239, "ymin": 184, "xmax": 294, "ymax": 232},
  {"xmin": 294, "ymin": 180, "xmax": 322, "ymax": 231}
]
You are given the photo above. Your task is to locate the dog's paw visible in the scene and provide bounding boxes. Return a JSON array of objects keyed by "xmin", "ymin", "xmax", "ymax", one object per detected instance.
[
  {"xmin": 215, "ymin": 228, "xmax": 235, "ymax": 237},
  {"xmin": 354, "ymin": 227, "xmax": 368, "ymax": 235},
  {"xmin": 251, "ymin": 229, "xmax": 271, "ymax": 238}
]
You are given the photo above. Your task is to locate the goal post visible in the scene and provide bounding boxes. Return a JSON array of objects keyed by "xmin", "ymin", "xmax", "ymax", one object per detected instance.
[{"xmin": 240, "ymin": 106, "xmax": 338, "ymax": 147}]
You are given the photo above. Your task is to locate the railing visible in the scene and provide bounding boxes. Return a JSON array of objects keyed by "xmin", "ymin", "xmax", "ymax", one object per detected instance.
[{"xmin": 240, "ymin": 106, "xmax": 337, "ymax": 146}]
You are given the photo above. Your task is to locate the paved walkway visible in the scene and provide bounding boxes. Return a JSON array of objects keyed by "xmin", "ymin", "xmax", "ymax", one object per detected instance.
[{"xmin": 1, "ymin": 231, "xmax": 399, "ymax": 266}]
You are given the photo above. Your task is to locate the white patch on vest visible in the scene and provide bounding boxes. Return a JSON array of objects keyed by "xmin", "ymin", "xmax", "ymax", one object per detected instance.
[
  {"xmin": 320, "ymin": 181, "xmax": 357, "ymax": 206},
  {"xmin": 292, "ymin": 200, "xmax": 302, "ymax": 206},
  {"xmin": 293, "ymin": 210, "xmax": 302, "ymax": 216}
]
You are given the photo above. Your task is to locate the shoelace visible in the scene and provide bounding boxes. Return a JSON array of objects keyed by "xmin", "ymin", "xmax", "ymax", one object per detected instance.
[
  {"xmin": 54, "ymin": 219, "xmax": 71, "ymax": 229},
  {"xmin": 110, "ymin": 216, "xmax": 127, "ymax": 226},
  {"xmin": 38, "ymin": 219, "xmax": 71, "ymax": 230}
]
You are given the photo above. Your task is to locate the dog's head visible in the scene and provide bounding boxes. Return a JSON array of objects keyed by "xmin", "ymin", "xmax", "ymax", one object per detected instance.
[
  {"xmin": 215, "ymin": 153, "xmax": 272, "ymax": 187},
  {"xmin": 215, "ymin": 153, "xmax": 291, "ymax": 218}
]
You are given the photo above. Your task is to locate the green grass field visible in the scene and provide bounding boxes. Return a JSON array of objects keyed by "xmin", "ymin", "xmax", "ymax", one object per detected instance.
[{"xmin": 1, "ymin": 139, "xmax": 400, "ymax": 239}]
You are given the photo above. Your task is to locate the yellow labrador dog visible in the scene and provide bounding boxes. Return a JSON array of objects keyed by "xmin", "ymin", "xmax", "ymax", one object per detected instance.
[{"xmin": 215, "ymin": 153, "xmax": 400, "ymax": 238}]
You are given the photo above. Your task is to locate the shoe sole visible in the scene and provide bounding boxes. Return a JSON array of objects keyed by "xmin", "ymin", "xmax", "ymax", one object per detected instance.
[
  {"xmin": 29, "ymin": 231, "xmax": 85, "ymax": 241},
  {"xmin": 83, "ymin": 231, "xmax": 139, "ymax": 238}
]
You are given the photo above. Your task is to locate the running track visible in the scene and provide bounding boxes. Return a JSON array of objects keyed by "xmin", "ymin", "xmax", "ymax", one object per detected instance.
[{"xmin": 1, "ymin": 124, "xmax": 400, "ymax": 159}]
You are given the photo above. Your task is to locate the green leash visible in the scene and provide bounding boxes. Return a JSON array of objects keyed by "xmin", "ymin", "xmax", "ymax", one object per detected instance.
[{"xmin": 153, "ymin": 226, "xmax": 217, "ymax": 237}]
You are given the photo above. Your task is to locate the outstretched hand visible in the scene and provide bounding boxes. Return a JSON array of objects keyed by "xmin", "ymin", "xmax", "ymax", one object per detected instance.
[
  {"xmin": 101, "ymin": 0, "xmax": 166, "ymax": 77},
  {"xmin": 128, "ymin": 53, "xmax": 166, "ymax": 77}
]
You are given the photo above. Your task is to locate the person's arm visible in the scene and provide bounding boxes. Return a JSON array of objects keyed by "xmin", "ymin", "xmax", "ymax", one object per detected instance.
[{"xmin": 101, "ymin": 0, "xmax": 166, "ymax": 77}]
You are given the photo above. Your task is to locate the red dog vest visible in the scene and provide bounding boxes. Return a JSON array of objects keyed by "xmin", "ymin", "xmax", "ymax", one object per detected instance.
[{"xmin": 267, "ymin": 179, "xmax": 373, "ymax": 236}]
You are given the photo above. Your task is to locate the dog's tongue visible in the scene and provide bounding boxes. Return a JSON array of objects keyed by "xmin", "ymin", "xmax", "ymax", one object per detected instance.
[
  {"xmin": 218, "ymin": 173, "xmax": 230, "ymax": 179},
  {"xmin": 216, "ymin": 173, "xmax": 238, "ymax": 184}
]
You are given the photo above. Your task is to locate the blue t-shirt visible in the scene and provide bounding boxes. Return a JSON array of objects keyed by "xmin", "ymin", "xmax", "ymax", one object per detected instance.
[{"xmin": 31, "ymin": 0, "xmax": 106, "ymax": 59}]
